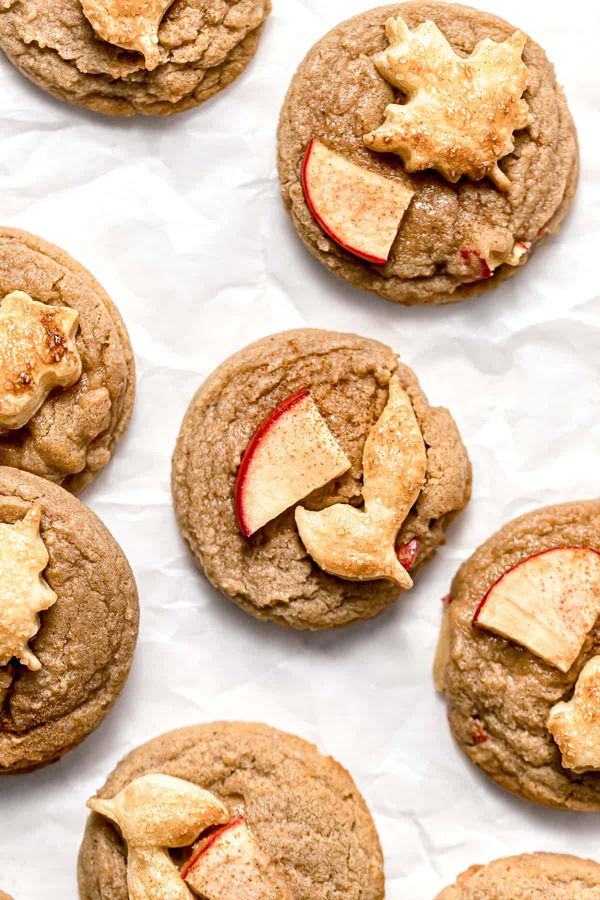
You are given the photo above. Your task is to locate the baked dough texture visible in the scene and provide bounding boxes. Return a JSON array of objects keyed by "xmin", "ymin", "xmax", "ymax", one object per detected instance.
[
  {"xmin": 0, "ymin": 467, "xmax": 139, "ymax": 773},
  {"xmin": 0, "ymin": 228, "xmax": 134, "ymax": 493},
  {"xmin": 172, "ymin": 328, "xmax": 472, "ymax": 630},
  {"xmin": 0, "ymin": 0, "xmax": 271, "ymax": 116},
  {"xmin": 77, "ymin": 721, "xmax": 384, "ymax": 900},
  {"xmin": 0, "ymin": 892, "xmax": 15, "ymax": 900},
  {"xmin": 435, "ymin": 852, "xmax": 600, "ymax": 899},
  {"xmin": 438, "ymin": 500, "xmax": 600, "ymax": 811},
  {"xmin": 278, "ymin": 1, "xmax": 578, "ymax": 305}
]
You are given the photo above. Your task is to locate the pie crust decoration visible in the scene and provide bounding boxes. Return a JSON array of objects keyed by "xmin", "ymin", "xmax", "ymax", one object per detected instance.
[{"xmin": 363, "ymin": 17, "xmax": 531, "ymax": 190}]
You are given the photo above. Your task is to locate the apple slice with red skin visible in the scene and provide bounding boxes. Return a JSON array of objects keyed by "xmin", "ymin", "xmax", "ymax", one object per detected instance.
[
  {"xmin": 396, "ymin": 537, "xmax": 420, "ymax": 570},
  {"xmin": 473, "ymin": 546, "xmax": 600, "ymax": 673},
  {"xmin": 235, "ymin": 389, "xmax": 351, "ymax": 537},
  {"xmin": 302, "ymin": 138, "xmax": 414, "ymax": 265},
  {"xmin": 182, "ymin": 816, "xmax": 292, "ymax": 900}
]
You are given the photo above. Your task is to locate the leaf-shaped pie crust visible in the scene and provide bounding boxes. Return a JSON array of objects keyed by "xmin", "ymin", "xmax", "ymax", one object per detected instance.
[
  {"xmin": 81, "ymin": 0, "xmax": 175, "ymax": 70},
  {"xmin": 295, "ymin": 375, "xmax": 427, "ymax": 587},
  {"xmin": 547, "ymin": 656, "xmax": 600, "ymax": 773},
  {"xmin": 0, "ymin": 291, "xmax": 81, "ymax": 431},
  {"xmin": 363, "ymin": 17, "xmax": 531, "ymax": 190},
  {"xmin": 0, "ymin": 504, "xmax": 57, "ymax": 671}
]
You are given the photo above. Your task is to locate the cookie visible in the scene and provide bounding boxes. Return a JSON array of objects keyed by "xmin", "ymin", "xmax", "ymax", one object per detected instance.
[
  {"xmin": 0, "ymin": 467, "xmax": 138, "ymax": 773},
  {"xmin": 172, "ymin": 328, "xmax": 471, "ymax": 630},
  {"xmin": 78, "ymin": 721, "xmax": 384, "ymax": 900},
  {"xmin": 0, "ymin": 228, "xmax": 134, "ymax": 492},
  {"xmin": 0, "ymin": 892, "xmax": 14, "ymax": 900},
  {"xmin": 278, "ymin": 1, "xmax": 578, "ymax": 306},
  {"xmin": 0, "ymin": 0, "xmax": 271, "ymax": 116},
  {"xmin": 435, "ymin": 500, "xmax": 600, "ymax": 811},
  {"xmin": 435, "ymin": 852, "xmax": 600, "ymax": 899}
]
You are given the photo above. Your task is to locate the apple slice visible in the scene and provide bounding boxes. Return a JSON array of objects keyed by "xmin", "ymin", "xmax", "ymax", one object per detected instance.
[
  {"xmin": 235, "ymin": 390, "xmax": 351, "ymax": 537},
  {"xmin": 473, "ymin": 547, "xmax": 600, "ymax": 672},
  {"xmin": 182, "ymin": 817, "xmax": 292, "ymax": 900},
  {"xmin": 302, "ymin": 138, "xmax": 414, "ymax": 265}
]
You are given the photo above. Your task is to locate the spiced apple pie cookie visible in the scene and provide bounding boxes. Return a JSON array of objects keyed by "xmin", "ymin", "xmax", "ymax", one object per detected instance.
[
  {"xmin": 0, "ymin": 228, "xmax": 134, "ymax": 492},
  {"xmin": 278, "ymin": 1, "xmax": 578, "ymax": 306},
  {"xmin": 436, "ymin": 853, "xmax": 600, "ymax": 899},
  {"xmin": 172, "ymin": 328, "xmax": 471, "ymax": 630},
  {"xmin": 0, "ymin": 892, "xmax": 14, "ymax": 900},
  {"xmin": 0, "ymin": 466, "xmax": 138, "ymax": 773},
  {"xmin": 78, "ymin": 721, "xmax": 384, "ymax": 900},
  {"xmin": 0, "ymin": 0, "xmax": 271, "ymax": 116},
  {"xmin": 435, "ymin": 499, "xmax": 600, "ymax": 810}
]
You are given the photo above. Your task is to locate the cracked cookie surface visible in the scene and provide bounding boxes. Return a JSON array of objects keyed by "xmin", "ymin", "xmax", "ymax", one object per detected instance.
[
  {"xmin": 436, "ymin": 852, "xmax": 600, "ymax": 899},
  {"xmin": 77, "ymin": 721, "xmax": 384, "ymax": 900},
  {"xmin": 438, "ymin": 500, "xmax": 600, "ymax": 811},
  {"xmin": 0, "ymin": 228, "xmax": 134, "ymax": 493},
  {"xmin": 172, "ymin": 328, "xmax": 471, "ymax": 630},
  {"xmin": 278, "ymin": 1, "xmax": 578, "ymax": 305},
  {"xmin": 0, "ymin": 0, "xmax": 271, "ymax": 115},
  {"xmin": 0, "ymin": 467, "xmax": 139, "ymax": 774}
]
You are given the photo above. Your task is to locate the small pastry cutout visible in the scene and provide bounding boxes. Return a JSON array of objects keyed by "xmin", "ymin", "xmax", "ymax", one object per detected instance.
[
  {"xmin": 0, "ymin": 291, "xmax": 81, "ymax": 431},
  {"xmin": 0, "ymin": 504, "xmax": 56, "ymax": 671},
  {"xmin": 295, "ymin": 375, "xmax": 427, "ymax": 587},
  {"xmin": 548, "ymin": 656, "xmax": 600, "ymax": 773},
  {"xmin": 81, "ymin": 0, "xmax": 175, "ymax": 70},
  {"xmin": 363, "ymin": 17, "xmax": 531, "ymax": 189}
]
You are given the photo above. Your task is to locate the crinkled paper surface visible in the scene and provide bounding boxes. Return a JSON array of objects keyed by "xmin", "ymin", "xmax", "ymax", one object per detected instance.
[{"xmin": 0, "ymin": 1, "xmax": 599, "ymax": 897}]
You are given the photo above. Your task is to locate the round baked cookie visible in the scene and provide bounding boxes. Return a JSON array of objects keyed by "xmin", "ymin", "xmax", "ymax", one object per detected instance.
[
  {"xmin": 435, "ymin": 852, "xmax": 600, "ymax": 899},
  {"xmin": 172, "ymin": 328, "xmax": 471, "ymax": 630},
  {"xmin": 436, "ymin": 500, "xmax": 600, "ymax": 811},
  {"xmin": 0, "ymin": 228, "xmax": 134, "ymax": 493},
  {"xmin": 0, "ymin": 467, "xmax": 139, "ymax": 773},
  {"xmin": 0, "ymin": 0, "xmax": 271, "ymax": 116},
  {"xmin": 278, "ymin": 1, "xmax": 578, "ymax": 306},
  {"xmin": 0, "ymin": 892, "xmax": 14, "ymax": 900},
  {"xmin": 78, "ymin": 721, "xmax": 384, "ymax": 900}
]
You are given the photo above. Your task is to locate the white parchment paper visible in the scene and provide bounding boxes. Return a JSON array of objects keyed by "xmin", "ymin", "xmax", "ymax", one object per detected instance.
[{"xmin": 0, "ymin": 0, "xmax": 599, "ymax": 896}]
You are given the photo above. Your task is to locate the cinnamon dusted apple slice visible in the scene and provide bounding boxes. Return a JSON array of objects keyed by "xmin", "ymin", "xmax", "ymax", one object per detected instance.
[
  {"xmin": 302, "ymin": 139, "xmax": 414, "ymax": 265},
  {"xmin": 182, "ymin": 817, "xmax": 292, "ymax": 900},
  {"xmin": 235, "ymin": 390, "xmax": 351, "ymax": 537},
  {"xmin": 295, "ymin": 376, "xmax": 426, "ymax": 588},
  {"xmin": 547, "ymin": 656, "xmax": 600, "ymax": 772},
  {"xmin": 474, "ymin": 547, "xmax": 600, "ymax": 672}
]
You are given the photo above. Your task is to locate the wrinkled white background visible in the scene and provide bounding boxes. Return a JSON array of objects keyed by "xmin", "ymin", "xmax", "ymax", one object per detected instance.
[{"xmin": 0, "ymin": 0, "xmax": 599, "ymax": 897}]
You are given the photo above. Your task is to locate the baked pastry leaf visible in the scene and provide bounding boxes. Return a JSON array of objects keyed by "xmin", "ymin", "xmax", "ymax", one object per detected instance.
[{"xmin": 364, "ymin": 17, "xmax": 531, "ymax": 190}]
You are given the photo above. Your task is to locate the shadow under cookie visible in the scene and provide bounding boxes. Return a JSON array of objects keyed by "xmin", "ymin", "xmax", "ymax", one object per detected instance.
[
  {"xmin": 172, "ymin": 328, "xmax": 472, "ymax": 630},
  {"xmin": 0, "ymin": 467, "xmax": 139, "ymax": 774},
  {"xmin": 77, "ymin": 721, "xmax": 384, "ymax": 900},
  {"xmin": 278, "ymin": 1, "xmax": 579, "ymax": 306}
]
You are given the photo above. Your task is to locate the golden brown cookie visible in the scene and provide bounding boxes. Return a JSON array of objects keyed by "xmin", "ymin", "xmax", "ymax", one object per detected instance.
[
  {"xmin": 0, "ymin": 0, "xmax": 271, "ymax": 116},
  {"xmin": 0, "ymin": 467, "xmax": 139, "ymax": 773},
  {"xmin": 172, "ymin": 328, "xmax": 471, "ymax": 629},
  {"xmin": 0, "ymin": 228, "xmax": 134, "ymax": 492},
  {"xmin": 436, "ymin": 500, "xmax": 600, "ymax": 810},
  {"xmin": 278, "ymin": 1, "xmax": 578, "ymax": 305},
  {"xmin": 77, "ymin": 721, "xmax": 384, "ymax": 900},
  {"xmin": 435, "ymin": 852, "xmax": 600, "ymax": 899}
]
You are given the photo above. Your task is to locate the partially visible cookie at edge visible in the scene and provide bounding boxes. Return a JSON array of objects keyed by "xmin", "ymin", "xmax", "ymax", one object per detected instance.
[
  {"xmin": 435, "ymin": 852, "xmax": 600, "ymax": 898},
  {"xmin": 172, "ymin": 328, "xmax": 471, "ymax": 630},
  {"xmin": 0, "ymin": 228, "xmax": 135, "ymax": 492},
  {"xmin": 0, "ymin": 0, "xmax": 271, "ymax": 116},
  {"xmin": 77, "ymin": 721, "xmax": 384, "ymax": 900},
  {"xmin": 436, "ymin": 500, "xmax": 600, "ymax": 811},
  {"xmin": 0, "ymin": 467, "xmax": 139, "ymax": 773}
]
